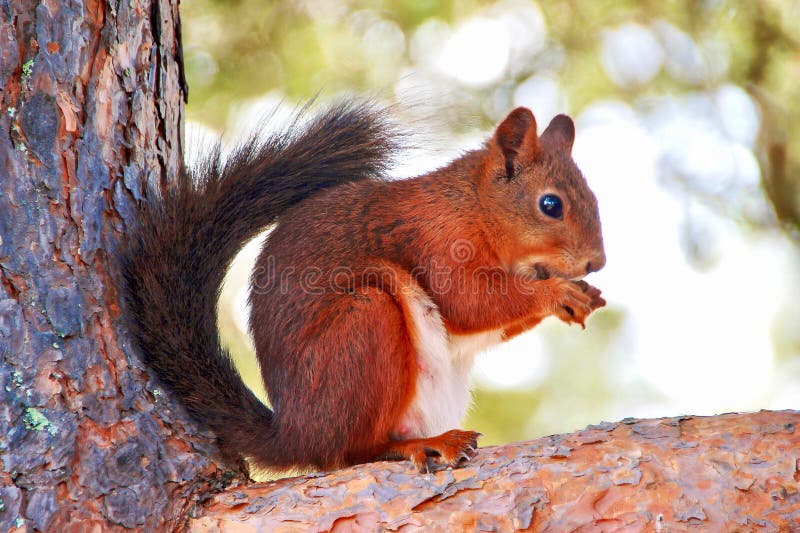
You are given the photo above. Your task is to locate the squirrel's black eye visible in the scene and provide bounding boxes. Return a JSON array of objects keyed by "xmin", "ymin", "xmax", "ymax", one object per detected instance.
[{"xmin": 538, "ymin": 194, "xmax": 563, "ymax": 219}]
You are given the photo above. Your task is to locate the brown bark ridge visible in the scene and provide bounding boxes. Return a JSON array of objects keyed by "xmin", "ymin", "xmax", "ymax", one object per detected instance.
[
  {"xmin": 0, "ymin": 1, "xmax": 229, "ymax": 531},
  {"xmin": 192, "ymin": 410, "xmax": 800, "ymax": 532}
]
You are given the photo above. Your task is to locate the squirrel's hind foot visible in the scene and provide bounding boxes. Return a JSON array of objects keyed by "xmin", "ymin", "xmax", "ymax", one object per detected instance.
[{"xmin": 376, "ymin": 429, "xmax": 482, "ymax": 473}]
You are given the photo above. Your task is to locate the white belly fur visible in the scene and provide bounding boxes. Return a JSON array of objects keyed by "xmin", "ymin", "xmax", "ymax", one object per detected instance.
[{"xmin": 392, "ymin": 289, "xmax": 504, "ymax": 439}]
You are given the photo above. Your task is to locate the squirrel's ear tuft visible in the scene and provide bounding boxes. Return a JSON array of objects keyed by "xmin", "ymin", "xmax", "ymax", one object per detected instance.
[
  {"xmin": 540, "ymin": 114, "xmax": 575, "ymax": 154},
  {"xmin": 492, "ymin": 107, "xmax": 538, "ymax": 180}
]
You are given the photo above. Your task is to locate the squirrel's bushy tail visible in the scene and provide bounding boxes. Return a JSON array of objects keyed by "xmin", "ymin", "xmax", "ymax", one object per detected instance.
[{"xmin": 122, "ymin": 101, "xmax": 396, "ymax": 469}]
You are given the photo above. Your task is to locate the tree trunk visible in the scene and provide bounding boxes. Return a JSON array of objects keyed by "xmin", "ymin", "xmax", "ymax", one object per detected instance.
[
  {"xmin": 0, "ymin": 1, "xmax": 228, "ymax": 530},
  {"xmin": 1, "ymin": 3, "xmax": 798, "ymax": 533}
]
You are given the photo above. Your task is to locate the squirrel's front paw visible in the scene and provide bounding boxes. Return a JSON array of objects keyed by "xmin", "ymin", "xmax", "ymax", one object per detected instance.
[
  {"xmin": 545, "ymin": 278, "xmax": 601, "ymax": 328},
  {"xmin": 574, "ymin": 280, "xmax": 606, "ymax": 311}
]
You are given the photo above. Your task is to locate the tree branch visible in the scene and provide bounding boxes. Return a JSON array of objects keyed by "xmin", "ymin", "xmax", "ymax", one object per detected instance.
[{"xmin": 190, "ymin": 410, "xmax": 800, "ymax": 531}]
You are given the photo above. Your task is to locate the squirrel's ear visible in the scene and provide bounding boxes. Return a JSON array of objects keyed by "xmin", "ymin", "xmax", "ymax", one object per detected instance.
[
  {"xmin": 492, "ymin": 107, "xmax": 538, "ymax": 180},
  {"xmin": 540, "ymin": 114, "xmax": 575, "ymax": 154}
]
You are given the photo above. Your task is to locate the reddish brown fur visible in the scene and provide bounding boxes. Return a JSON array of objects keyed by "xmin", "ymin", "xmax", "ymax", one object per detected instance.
[
  {"xmin": 123, "ymin": 102, "xmax": 606, "ymax": 475},
  {"xmin": 249, "ymin": 107, "xmax": 605, "ymax": 471}
]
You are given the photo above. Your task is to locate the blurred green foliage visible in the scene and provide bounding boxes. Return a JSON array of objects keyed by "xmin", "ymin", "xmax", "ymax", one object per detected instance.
[
  {"xmin": 185, "ymin": 0, "xmax": 799, "ymax": 234},
  {"xmin": 187, "ymin": 0, "xmax": 800, "ymax": 448}
]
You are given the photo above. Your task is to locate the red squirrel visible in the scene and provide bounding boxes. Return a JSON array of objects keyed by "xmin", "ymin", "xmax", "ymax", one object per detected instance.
[{"xmin": 122, "ymin": 102, "xmax": 606, "ymax": 474}]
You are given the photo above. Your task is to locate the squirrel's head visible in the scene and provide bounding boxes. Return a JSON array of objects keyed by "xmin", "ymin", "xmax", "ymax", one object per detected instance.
[{"xmin": 479, "ymin": 107, "xmax": 605, "ymax": 281}]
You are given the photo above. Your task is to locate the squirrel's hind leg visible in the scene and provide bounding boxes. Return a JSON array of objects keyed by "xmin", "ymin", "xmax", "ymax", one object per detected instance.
[
  {"xmin": 359, "ymin": 263, "xmax": 482, "ymax": 472},
  {"xmin": 272, "ymin": 267, "xmax": 481, "ymax": 472},
  {"xmin": 271, "ymin": 284, "xmax": 418, "ymax": 470}
]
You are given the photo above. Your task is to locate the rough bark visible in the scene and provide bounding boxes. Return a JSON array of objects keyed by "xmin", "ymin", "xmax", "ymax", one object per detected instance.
[
  {"xmin": 193, "ymin": 410, "xmax": 800, "ymax": 532},
  {"xmin": 0, "ymin": 1, "xmax": 228, "ymax": 531}
]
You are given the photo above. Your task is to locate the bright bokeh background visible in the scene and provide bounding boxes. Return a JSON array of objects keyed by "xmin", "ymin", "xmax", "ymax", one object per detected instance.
[{"xmin": 183, "ymin": 0, "xmax": 800, "ymax": 446}]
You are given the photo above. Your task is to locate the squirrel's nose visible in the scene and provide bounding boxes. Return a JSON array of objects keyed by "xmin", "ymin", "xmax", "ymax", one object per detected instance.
[{"xmin": 585, "ymin": 252, "xmax": 606, "ymax": 274}]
